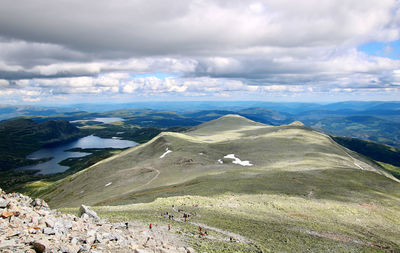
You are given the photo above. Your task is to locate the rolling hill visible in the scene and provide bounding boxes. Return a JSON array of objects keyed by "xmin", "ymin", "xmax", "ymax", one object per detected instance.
[{"xmin": 31, "ymin": 115, "xmax": 400, "ymax": 252}]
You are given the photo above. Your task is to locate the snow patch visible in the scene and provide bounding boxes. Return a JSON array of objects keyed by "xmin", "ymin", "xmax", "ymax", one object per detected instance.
[
  {"xmin": 218, "ymin": 159, "xmax": 223, "ymax": 164},
  {"xmin": 160, "ymin": 148, "xmax": 172, "ymax": 159},
  {"xmin": 223, "ymin": 154, "xmax": 253, "ymax": 166},
  {"xmin": 105, "ymin": 182, "xmax": 112, "ymax": 187},
  {"xmin": 354, "ymin": 163, "xmax": 365, "ymax": 170}
]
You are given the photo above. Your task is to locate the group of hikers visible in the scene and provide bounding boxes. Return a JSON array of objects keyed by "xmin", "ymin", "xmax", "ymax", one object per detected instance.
[
  {"xmin": 148, "ymin": 223, "xmax": 171, "ymax": 231},
  {"xmin": 160, "ymin": 208, "xmax": 196, "ymax": 223},
  {"xmin": 153, "ymin": 206, "xmax": 211, "ymax": 238},
  {"xmin": 198, "ymin": 226, "xmax": 208, "ymax": 237},
  {"xmin": 125, "ymin": 208, "xmax": 239, "ymax": 242},
  {"xmin": 148, "ymin": 223, "xmax": 208, "ymax": 238}
]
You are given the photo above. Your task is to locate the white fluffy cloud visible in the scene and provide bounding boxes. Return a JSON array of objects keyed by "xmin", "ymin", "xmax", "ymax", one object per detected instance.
[{"xmin": 0, "ymin": 0, "xmax": 399, "ymax": 101}]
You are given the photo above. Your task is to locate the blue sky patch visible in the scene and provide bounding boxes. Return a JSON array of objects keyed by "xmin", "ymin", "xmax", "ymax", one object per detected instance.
[
  {"xmin": 359, "ymin": 40, "xmax": 400, "ymax": 59},
  {"xmin": 132, "ymin": 73, "xmax": 175, "ymax": 80}
]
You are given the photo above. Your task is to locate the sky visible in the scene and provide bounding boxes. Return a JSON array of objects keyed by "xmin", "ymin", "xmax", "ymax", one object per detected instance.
[{"xmin": 0, "ymin": 0, "xmax": 400, "ymax": 104}]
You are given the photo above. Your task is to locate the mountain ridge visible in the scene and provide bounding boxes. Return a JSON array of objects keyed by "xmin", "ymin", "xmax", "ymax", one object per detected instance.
[{"xmin": 32, "ymin": 115, "xmax": 398, "ymax": 208}]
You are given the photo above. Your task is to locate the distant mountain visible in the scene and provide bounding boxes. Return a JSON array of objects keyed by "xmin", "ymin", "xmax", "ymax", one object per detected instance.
[
  {"xmin": 4, "ymin": 101, "xmax": 400, "ymax": 148},
  {"xmin": 0, "ymin": 118, "xmax": 81, "ymax": 171},
  {"xmin": 0, "ymin": 104, "xmax": 79, "ymax": 121},
  {"xmin": 303, "ymin": 115, "xmax": 400, "ymax": 148},
  {"xmin": 238, "ymin": 107, "xmax": 293, "ymax": 125}
]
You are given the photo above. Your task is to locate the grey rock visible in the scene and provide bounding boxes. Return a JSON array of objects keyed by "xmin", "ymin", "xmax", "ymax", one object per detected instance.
[
  {"xmin": 78, "ymin": 205, "xmax": 100, "ymax": 222},
  {"xmin": 78, "ymin": 244, "xmax": 91, "ymax": 252},
  {"xmin": 95, "ymin": 232, "xmax": 103, "ymax": 243},
  {"xmin": 54, "ymin": 221, "xmax": 66, "ymax": 235},
  {"xmin": 0, "ymin": 239, "xmax": 17, "ymax": 249},
  {"xmin": 135, "ymin": 249, "xmax": 152, "ymax": 253},
  {"xmin": 42, "ymin": 227, "xmax": 56, "ymax": 235},
  {"xmin": 104, "ymin": 233, "xmax": 120, "ymax": 241},
  {"xmin": 45, "ymin": 219, "xmax": 55, "ymax": 228},
  {"xmin": 0, "ymin": 199, "xmax": 10, "ymax": 208},
  {"xmin": 85, "ymin": 236, "xmax": 95, "ymax": 245},
  {"xmin": 63, "ymin": 219, "xmax": 73, "ymax": 229},
  {"xmin": 157, "ymin": 248, "xmax": 179, "ymax": 253},
  {"xmin": 59, "ymin": 245, "xmax": 78, "ymax": 253},
  {"xmin": 70, "ymin": 237, "xmax": 83, "ymax": 245}
]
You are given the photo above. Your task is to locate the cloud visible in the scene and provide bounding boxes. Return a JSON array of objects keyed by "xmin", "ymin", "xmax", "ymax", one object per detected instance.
[
  {"xmin": 0, "ymin": 0, "xmax": 399, "ymax": 101},
  {"xmin": 0, "ymin": 79, "xmax": 9, "ymax": 87}
]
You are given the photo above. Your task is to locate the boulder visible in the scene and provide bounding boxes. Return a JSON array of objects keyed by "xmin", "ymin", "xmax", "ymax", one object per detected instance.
[
  {"xmin": 0, "ymin": 199, "xmax": 10, "ymax": 208},
  {"xmin": 31, "ymin": 198, "xmax": 49, "ymax": 209},
  {"xmin": 31, "ymin": 241, "xmax": 47, "ymax": 253},
  {"xmin": 78, "ymin": 205, "xmax": 100, "ymax": 222},
  {"xmin": 45, "ymin": 219, "xmax": 55, "ymax": 228},
  {"xmin": 42, "ymin": 227, "xmax": 56, "ymax": 235}
]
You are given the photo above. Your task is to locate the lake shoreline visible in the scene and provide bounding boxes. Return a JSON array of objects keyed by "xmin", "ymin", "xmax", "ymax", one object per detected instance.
[{"xmin": 16, "ymin": 135, "xmax": 137, "ymax": 175}]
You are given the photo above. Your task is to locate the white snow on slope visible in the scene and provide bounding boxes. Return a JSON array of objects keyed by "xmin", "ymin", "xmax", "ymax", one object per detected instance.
[
  {"xmin": 218, "ymin": 159, "xmax": 223, "ymax": 164},
  {"xmin": 105, "ymin": 182, "xmax": 112, "ymax": 187},
  {"xmin": 160, "ymin": 148, "xmax": 172, "ymax": 158},
  {"xmin": 223, "ymin": 154, "xmax": 253, "ymax": 166},
  {"xmin": 354, "ymin": 163, "xmax": 365, "ymax": 170}
]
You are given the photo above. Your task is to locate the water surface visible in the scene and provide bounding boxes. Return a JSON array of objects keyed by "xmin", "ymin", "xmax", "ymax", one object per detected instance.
[
  {"xmin": 18, "ymin": 135, "xmax": 137, "ymax": 175},
  {"xmin": 70, "ymin": 117, "xmax": 124, "ymax": 124}
]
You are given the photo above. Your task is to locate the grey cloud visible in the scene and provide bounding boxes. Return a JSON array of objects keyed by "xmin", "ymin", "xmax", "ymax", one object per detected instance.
[
  {"xmin": 0, "ymin": 0, "xmax": 397, "ymax": 56},
  {"xmin": 0, "ymin": 0, "xmax": 399, "ymax": 98}
]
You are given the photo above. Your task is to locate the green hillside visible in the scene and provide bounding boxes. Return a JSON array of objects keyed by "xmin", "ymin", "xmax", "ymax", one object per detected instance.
[
  {"xmin": 33, "ymin": 115, "xmax": 400, "ymax": 252},
  {"xmin": 0, "ymin": 118, "xmax": 82, "ymax": 171},
  {"xmin": 331, "ymin": 136, "xmax": 400, "ymax": 167}
]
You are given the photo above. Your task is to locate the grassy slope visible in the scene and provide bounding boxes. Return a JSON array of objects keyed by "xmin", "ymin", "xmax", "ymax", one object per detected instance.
[{"xmin": 36, "ymin": 115, "xmax": 400, "ymax": 252}]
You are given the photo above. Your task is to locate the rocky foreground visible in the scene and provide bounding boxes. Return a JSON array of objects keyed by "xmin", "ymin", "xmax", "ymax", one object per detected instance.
[{"xmin": 0, "ymin": 188, "xmax": 194, "ymax": 253}]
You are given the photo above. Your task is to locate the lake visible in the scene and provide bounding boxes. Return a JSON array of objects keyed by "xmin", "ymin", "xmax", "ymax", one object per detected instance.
[
  {"xmin": 17, "ymin": 135, "xmax": 137, "ymax": 175},
  {"xmin": 70, "ymin": 117, "xmax": 124, "ymax": 124}
]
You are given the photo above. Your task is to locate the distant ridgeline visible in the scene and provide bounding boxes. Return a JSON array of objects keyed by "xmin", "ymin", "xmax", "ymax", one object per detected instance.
[{"xmin": 0, "ymin": 118, "xmax": 82, "ymax": 171}]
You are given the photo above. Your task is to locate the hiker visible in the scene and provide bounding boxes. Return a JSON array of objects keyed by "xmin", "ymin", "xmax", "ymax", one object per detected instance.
[
  {"xmin": 149, "ymin": 223, "xmax": 152, "ymax": 230},
  {"xmin": 168, "ymin": 224, "xmax": 171, "ymax": 231},
  {"xmin": 125, "ymin": 222, "xmax": 129, "ymax": 229},
  {"xmin": 230, "ymin": 237, "xmax": 233, "ymax": 242},
  {"xmin": 205, "ymin": 230, "xmax": 208, "ymax": 235},
  {"xmin": 198, "ymin": 226, "xmax": 202, "ymax": 232}
]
